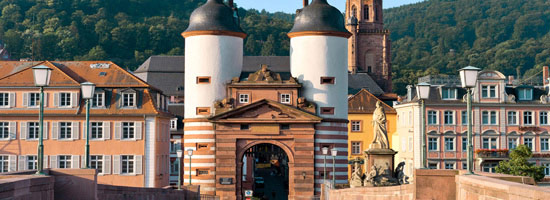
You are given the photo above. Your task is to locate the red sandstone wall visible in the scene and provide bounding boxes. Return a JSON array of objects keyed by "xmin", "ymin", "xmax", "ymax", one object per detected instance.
[
  {"xmin": 326, "ymin": 184, "xmax": 414, "ymax": 200},
  {"xmin": 414, "ymin": 169, "xmax": 458, "ymax": 200},
  {"xmin": 456, "ymin": 174, "xmax": 550, "ymax": 200},
  {"xmin": 97, "ymin": 184, "xmax": 199, "ymax": 200},
  {"xmin": 0, "ymin": 175, "xmax": 54, "ymax": 200}
]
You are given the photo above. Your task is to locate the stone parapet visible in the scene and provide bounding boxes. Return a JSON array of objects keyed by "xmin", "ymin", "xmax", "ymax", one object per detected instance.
[
  {"xmin": 0, "ymin": 175, "xmax": 54, "ymax": 200},
  {"xmin": 456, "ymin": 174, "xmax": 550, "ymax": 200},
  {"xmin": 326, "ymin": 183, "xmax": 414, "ymax": 200}
]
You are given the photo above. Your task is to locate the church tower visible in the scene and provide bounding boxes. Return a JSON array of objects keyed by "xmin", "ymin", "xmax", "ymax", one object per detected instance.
[{"xmin": 346, "ymin": 0, "xmax": 392, "ymax": 93}]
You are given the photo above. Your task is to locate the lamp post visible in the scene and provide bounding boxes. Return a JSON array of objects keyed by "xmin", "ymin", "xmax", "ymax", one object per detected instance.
[
  {"xmin": 32, "ymin": 65, "xmax": 52, "ymax": 175},
  {"xmin": 176, "ymin": 150, "xmax": 182, "ymax": 190},
  {"xmin": 331, "ymin": 148, "xmax": 337, "ymax": 188},
  {"xmin": 416, "ymin": 82, "xmax": 431, "ymax": 169},
  {"xmin": 80, "ymin": 82, "xmax": 95, "ymax": 169},
  {"xmin": 459, "ymin": 66, "xmax": 481, "ymax": 175},
  {"xmin": 187, "ymin": 149, "xmax": 193, "ymax": 185},
  {"xmin": 322, "ymin": 147, "xmax": 328, "ymax": 184}
]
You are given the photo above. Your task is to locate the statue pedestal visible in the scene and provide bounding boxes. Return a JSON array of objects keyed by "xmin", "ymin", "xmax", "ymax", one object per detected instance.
[{"xmin": 364, "ymin": 148, "xmax": 397, "ymax": 178}]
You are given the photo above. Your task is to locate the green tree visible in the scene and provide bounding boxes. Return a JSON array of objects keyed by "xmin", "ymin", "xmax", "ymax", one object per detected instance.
[{"xmin": 495, "ymin": 145, "xmax": 545, "ymax": 182}]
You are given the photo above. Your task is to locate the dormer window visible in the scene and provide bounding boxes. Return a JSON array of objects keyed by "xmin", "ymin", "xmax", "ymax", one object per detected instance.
[
  {"xmin": 518, "ymin": 88, "xmax": 533, "ymax": 101},
  {"xmin": 92, "ymin": 92, "xmax": 105, "ymax": 108},
  {"xmin": 481, "ymin": 85, "xmax": 497, "ymax": 98},
  {"xmin": 123, "ymin": 93, "xmax": 136, "ymax": 107},
  {"xmin": 441, "ymin": 88, "xmax": 457, "ymax": 100},
  {"xmin": 239, "ymin": 94, "xmax": 249, "ymax": 104}
]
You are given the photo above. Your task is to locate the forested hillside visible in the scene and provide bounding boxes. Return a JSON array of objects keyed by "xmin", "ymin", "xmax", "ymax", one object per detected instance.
[{"xmin": 1, "ymin": 0, "xmax": 549, "ymax": 94}]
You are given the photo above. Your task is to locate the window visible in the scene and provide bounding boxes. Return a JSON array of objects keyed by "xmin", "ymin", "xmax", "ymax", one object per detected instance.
[
  {"xmin": 320, "ymin": 77, "xmax": 335, "ymax": 84},
  {"xmin": 122, "ymin": 122, "xmax": 135, "ymax": 139},
  {"xmin": 29, "ymin": 93, "xmax": 40, "ymax": 107},
  {"xmin": 240, "ymin": 124, "xmax": 249, "ymax": 130},
  {"xmin": 523, "ymin": 111, "xmax": 533, "ymax": 125},
  {"xmin": 428, "ymin": 163, "xmax": 438, "ymax": 169},
  {"xmin": 170, "ymin": 119, "xmax": 177, "ymax": 130},
  {"xmin": 59, "ymin": 93, "xmax": 71, "ymax": 107},
  {"xmin": 508, "ymin": 138, "xmax": 518, "ymax": 149},
  {"xmin": 0, "ymin": 156, "xmax": 8, "ymax": 172},
  {"xmin": 170, "ymin": 160, "xmax": 179, "ymax": 174},
  {"xmin": 482, "ymin": 111, "xmax": 497, "ymax": 125},
  {"xmin": 351, "ymin": 121, "xmax": 361, "ymax": 132},
  {"xmin": 27, "ymin": 155, "xmax": 37, "ymax": 170},
  {"xmin": 197, "ymin": 169, "xmax": 209, "ymax": 175},
  {"xmin": 121, "ymin": 155, "xmax": 134, "ymax": 174},
  {"xmin": 58, "ymin": 155, "xmax": 72, "ymax": 169},
  {"xmin": 59, "ymin": 122, "xmax": 72, "ymax": 139},
  {"xmin": 28, "ymin": 122, "xmax": 39, "ymax": 139},
  {"xmin": 0, "ymin": 93, "xmax": 8, "ymax": 107},
  {"xmin": 508, "ymin": 111, "xmax": 517, "ymax": 125},
  {"xmin": 363, "ymin": 5, "xmax": 369, "ymax": 20},
  {"xmin": 483, "ymin": 163, "xmax": 498, "ymax": 173},
  {"xmin": 462, "ymin": 137, "xmax": 467, "ymax": 151},
  {"xmin": 351, "ymin": 142, "xmax": 361, "ymax": 154},
  {"xmin": 123, "ymin": 93, "xmax": 136, "ymax": 107},
  {"xmin": 524, "ymin": 138, "xmax": 533, "ymax": 150},
  {"xmin": 541, "ymin": 138, "xmax": 549, "ymax": 151},
  {"xmin": 518, "ymin": 88, "xmax": 533, "ymax": 100},
  {"xmin": 445, "ymin": 137, "xmax": 455, "ymax": 151},
  {"xmin": 92, "ymin": 93, "xmax": 104, "ymax": 107},
  {"xmin": 0, "ymin": 122, "xmax": 9, "ymax": 139},
  {"xmin": 461, "ymin": 111, "xmax": 467, "ymax": 125},
  {"xmin": 428, "ymin": 137, "xmax": 438, "ymax": 151},
  {"xmin": 541, "ymin": 112, "xmax": 548, "ymax": 125},
  {"xmin": 462, "ymin": 162, "xmax": 467, "ymax": 170},
  {"xmin": 280, "ymin": 124, "xmax": 290, "ymax": 130},
  {"xmin": 196, "ymin": 107, "xmax": 210, "ymax": 115},
  {"xmin": 280, "ymin": 94, "xmax": 291, "ymax": 104},
  {"xmin": 544, "ymin": 163, "xmax": 550, "ymax": 176},
  {"xmin": 441, "ymin": 88, "xmax": 456, "ymax": 100},
  {"xmin": 90, "ymin": 155, "xmax": 103, "ymax": 173},
  {"xmin": 445, "ymin": 163, "xmax": 455, "ymax": 169},
  {"xmin": 482, "ymin": 138, "xmax": 498, "ymax": 149},
  {"xmin": 444, "ymin": 111, "xmax": 454, "ymax": 125},
  {"xmin": 91, "ymin": 122, "xmax": 103, "ymax": 139},
  {"xmin": 320, "ymin": 107, "xmax": 334, "ymax": 115},
  {"xmin": 196, "ymin": 76, "xmax": 211, "ymax": 84},
  {"xmin": 427, "ymin": 111, "xmax": 437, "ymax": 125},
  {"xmin": 239, "ymin": 94, "xmax": 249, "ymax": 104},
  {"xmin": 481, "ymin": 85, "xmax": 497, "ymax": 98}
]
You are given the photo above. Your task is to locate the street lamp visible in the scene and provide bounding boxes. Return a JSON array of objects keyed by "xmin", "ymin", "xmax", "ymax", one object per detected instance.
[
  {"xmin": 459, "ymin": 66, "xmax": 481, "ymax": 175},
  {"xmin": 322, "ymin": 147, "xmax": 328, "ymax": 184},
  {"xmin": 32, "ymin": 65, "xmax": 52, "ymax": 175},
  {"xmin": 331, "ymin": 148, "xmax": 337, "ymax": 188},
  {"xmin": 416, "ymin": 82, "xmax": 430, "ymax": 169},
  {"xmin": 187, "ymin": 149, "xmax": 193, "ymax": 185},
  {"xmin": 81, "ymin": 82, "xmax": 95, "ymax": 169},
  {"xmin": 176, "ymin": 150, "xmax": 183, "ymax": 190}
]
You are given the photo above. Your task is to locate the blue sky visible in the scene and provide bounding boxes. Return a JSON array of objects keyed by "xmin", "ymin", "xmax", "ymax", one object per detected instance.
[{"xmin": 236, "ymin": 0, "xmax": 425, "ymax": 13}]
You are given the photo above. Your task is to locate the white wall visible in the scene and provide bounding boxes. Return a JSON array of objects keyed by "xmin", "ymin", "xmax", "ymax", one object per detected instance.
[
  {"xmin": 184, "ymin": 35, "xmax": 243, "ymax": 118},
  {"xmin": 290, "ymin": 35, "xmax": 348, "ymax": 119}
]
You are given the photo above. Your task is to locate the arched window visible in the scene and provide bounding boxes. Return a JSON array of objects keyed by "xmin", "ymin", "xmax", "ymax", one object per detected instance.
[
  {"xmin": 375, "ymin": 5, "xmax": 379, "ymax": 21},
  {"xmin": 364, "ymin": 5, "xmax": 369, "ymax": 20},
  {"xmin": 351, "ymin": 5, "xmax": 357, "ymax": 17}
]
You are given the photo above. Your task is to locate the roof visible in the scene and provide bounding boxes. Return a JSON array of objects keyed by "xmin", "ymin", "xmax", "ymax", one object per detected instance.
[
  {"xmin": 348, "ymin": 89, "xmax": 396, "ymax": 114},
  {"xmin": 135, "ymin": 56, "xmax": 386, "ymax": 96},
  {"xmin": 183, "ymin": 0, "xmax": 245, "ymax": 38},
  {"xmin": 288, "ymin": 0, "xmax": 351, "ymax": 37}
]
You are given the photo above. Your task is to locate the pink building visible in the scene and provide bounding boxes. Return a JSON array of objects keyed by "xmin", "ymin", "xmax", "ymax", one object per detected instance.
[{"xmin": 395, "ymin": 68, "xmax": 550, "ymax": 179}]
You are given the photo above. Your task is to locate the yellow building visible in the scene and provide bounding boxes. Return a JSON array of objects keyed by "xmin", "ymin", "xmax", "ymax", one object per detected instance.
[{"xmin": 347, "ymin": 89, "xmax": 397, "ymax": 177}]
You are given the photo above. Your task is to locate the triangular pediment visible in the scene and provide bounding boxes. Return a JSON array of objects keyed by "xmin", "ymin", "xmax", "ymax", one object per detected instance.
[{"xmin": 210, "ymin": 99, "xmax": 322, "ymax": 123}]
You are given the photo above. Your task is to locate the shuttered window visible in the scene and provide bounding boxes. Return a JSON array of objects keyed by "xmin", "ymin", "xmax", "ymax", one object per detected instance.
[
  {"xmin": 90, "ymin": 155, "xmax": 103, "ymax": 174},
  {"xmin": 0, "ymin": 156, "xmax": 8, "ymax": 172},
  {"xmin": 0, "ymin": 93, "xmax": 8, "ymax": 107},
  {"xmin": 122, "ymin": 122, "xmax": 135, "ymax": 139},
  {"xmin": 121, "ymin": 155, "xmax": 134, "ymax": 174},
  {"xmin": 0, "ymin": 122, "xmax": 8, "ymax": 139},
  {"xmin": 59, "ymin": 122, "xmax": 72, "ymax": 139},
  {"xmin": 58, "ymin": 155, "xmax": 72, "ymax": 169},
  {"xmin": 27, "ymin": 155, "xmax": 37, "ymax": 170}
]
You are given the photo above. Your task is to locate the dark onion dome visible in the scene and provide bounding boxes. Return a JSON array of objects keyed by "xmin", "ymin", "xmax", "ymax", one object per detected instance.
[
  {"xmin": 182, "ymin": 0, "xmax": 246, "ymax": 38},
  {"xmin": 288, "ymin": 0, "xmax": 351, "ymax": 38}
]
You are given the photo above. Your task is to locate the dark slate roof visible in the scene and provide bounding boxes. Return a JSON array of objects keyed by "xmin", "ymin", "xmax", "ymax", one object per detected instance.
[
  {"xmin": 135, "ymin": 55, "xmax": 384, "ymax": 96},
  {"xmin": 184, "ymin": 0, "xmax": 244, "ymax": 34},
  {"xmin": 289, "ymin": 0, "xmax": 349, "ymax": 34}
]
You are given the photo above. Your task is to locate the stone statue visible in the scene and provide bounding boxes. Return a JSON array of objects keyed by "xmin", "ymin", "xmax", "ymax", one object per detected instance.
[
  {"xmin": 507, "ymin": 94, "xmax": 516, "ymax": 103},
  {"xmin": 363, "ymin": 165, "xmax": 379, "ymax": 186},
  {"xmin": 350, "ymin": 161, "xmax": 363, "ymax": 188},
  {"xmin": 371, "ymin": 101, "xmax": 389, "ymax": 149},
  {"xmin": 541, "ymin": 95, "xmax": 548, "ymax": 104},
  {"xmin": 394, "ymin": 161, "xmax": 409, "ymax": 185}
]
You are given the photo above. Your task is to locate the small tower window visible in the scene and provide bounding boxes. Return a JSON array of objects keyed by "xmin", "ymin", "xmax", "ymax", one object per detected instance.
[
  {"xmin": 320, "ymin": 107, "xmax": 335, "ymax": 115},
  {"xmin": 240, "ymin": 124, "xmax": 250, "ymax": 130},
  {"xmin": 320, "ymin": 77, "xmax": 335, "ymax": 84},
  {"xmin": 280, "ymin": 124, "xmax": 290, "ymax": 130},
  {"xmin": 196, "ymin": 107, "xmax": 211, "ymax": 115},
  {"xmin": 367, "ymin": 66, "xmax": 372, "ymax": 73},
  {"xmin": 196, "ymin": 76, "xmax": 211, "ymax": 84},
  {"xmin": 364, "ymin": 5, "xmax": 369, "ymax": 20}
]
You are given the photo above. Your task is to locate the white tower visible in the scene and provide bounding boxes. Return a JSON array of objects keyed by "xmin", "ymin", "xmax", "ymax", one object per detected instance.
[
  {"xmin": 181, "ymin": 0, "xmax": 245, "ymax": 195},
  {"xmin": 288, "ymin": 0, "xmax": 351, "ymax": 193}
]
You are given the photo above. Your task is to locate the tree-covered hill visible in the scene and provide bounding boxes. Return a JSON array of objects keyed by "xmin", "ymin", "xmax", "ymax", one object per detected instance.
[
  {"xmin": 385, "ymin": 0, "xmax": 550, "ymax": 94},
  {"xmin": 1, "ymin": 0, "xmax": 549, "ymax": 95}
]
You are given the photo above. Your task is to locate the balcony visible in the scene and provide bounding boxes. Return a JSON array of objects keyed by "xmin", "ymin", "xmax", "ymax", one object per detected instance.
[{"xmin": 475, "ymin": 149, "xmax": 509, "ymax": 159}]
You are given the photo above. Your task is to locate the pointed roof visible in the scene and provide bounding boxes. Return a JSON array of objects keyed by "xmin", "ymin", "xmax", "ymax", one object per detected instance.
[
  {"xmin": 210, "ymin": 99, "xmax": 322, "ymax": 123},
  {"xmin": 348, "ymin": 89, "xmax": 396, "ymax": 114}
]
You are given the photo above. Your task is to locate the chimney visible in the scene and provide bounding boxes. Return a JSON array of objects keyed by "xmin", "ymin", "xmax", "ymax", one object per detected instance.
[
  {"xmin": 228, "ymin": 0, "xmax": 234, "ymax": 8},
  {"xmin": 508, "ymin": 76, "xmax": 514, "ymax": 85},
  {"xmin": 303, "ymin": 0, "xmax": 308, "ymax": 7},
  {"xmin": 544, "ymin": 66, "xmax": 549, "ymax": 84},
  {"xmin": 406, "ymin": 85, "xmax": 413, "ymax": 102}
]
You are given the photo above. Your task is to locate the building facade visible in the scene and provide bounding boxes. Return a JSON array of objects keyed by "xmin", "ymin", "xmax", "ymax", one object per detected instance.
[
  {"xmin": 347, "ymin": 89, "xmax": 396, "ymax": 178},
  {"xmin": 395, "ymin": 68, "xmax": 550, "ymax": 180},
  {"xmin": 0, "ymin": 61, "xmax": 171, "ymax": 187},
  {"xmin": 345, "ymin": 0, "xmax": 392, "ymax": 93}
]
